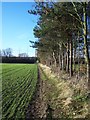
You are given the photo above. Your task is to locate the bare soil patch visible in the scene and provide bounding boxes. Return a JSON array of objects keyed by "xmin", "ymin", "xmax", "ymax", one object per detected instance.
[{"xmin": 26, "ymin": 68, "xmax": 47, "ymax": 119}]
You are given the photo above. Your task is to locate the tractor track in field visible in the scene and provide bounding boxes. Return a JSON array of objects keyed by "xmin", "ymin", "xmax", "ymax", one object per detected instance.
[{"xmin": 26, "ymin": 67, "xmax": 47, "ymax": 119}]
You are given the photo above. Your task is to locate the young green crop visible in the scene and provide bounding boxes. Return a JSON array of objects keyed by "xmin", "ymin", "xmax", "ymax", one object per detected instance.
[{"xmin": 2, "ymin": 63, "xmax": 38, "ymax": 119}]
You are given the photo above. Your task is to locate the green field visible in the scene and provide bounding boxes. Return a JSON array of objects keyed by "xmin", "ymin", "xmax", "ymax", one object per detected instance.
[{"xmin": 2, "ymin": 63, "xmax": 38, "ymax": 119}]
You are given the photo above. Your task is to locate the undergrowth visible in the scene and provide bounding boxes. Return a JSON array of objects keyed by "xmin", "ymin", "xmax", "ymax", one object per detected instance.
[{"xmin": 39, "ymin": 64, "xmax": 89, "ymax": 119}]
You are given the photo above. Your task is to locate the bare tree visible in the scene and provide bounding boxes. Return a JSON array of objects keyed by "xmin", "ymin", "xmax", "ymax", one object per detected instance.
[
  {"xmin": 6, "ymin": 48, "xmax": 12, "ymax": 57},
  {"xmin": 2, "ymin": 48, "xmax": 12, "ymax": 57},
  {"xmin": 0, "ymin": 50, "xmax": 2, "ymax": 56},
  {"xmin": 18, "ymin": 53, "xmax": 28, "ymax": 57}
]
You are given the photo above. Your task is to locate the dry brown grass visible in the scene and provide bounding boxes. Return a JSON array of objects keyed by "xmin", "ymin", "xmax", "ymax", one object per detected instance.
[{"xmin": 39, "ymin": 63, "xmax": 89, "ymax": 119}]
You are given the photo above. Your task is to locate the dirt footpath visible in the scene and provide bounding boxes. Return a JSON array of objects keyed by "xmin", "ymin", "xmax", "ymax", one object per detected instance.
[{"xmin": 26, "ymin": 68, "xmax": 47, "ymax": 119}]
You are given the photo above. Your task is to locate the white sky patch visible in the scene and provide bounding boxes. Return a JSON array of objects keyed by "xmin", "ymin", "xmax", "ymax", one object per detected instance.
[
  {"xmin": 17, "ymin": 33, "xmax": 30, "ymax": 40},
  {"xmin": 12, "ymin": 47, "xmax": 35, "ymax": 57}
]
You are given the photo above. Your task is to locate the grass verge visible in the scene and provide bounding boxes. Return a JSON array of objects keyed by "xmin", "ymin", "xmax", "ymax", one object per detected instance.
[{"xmin": 39, "ymin": 63, "xmax": 89, "ymax": 119}]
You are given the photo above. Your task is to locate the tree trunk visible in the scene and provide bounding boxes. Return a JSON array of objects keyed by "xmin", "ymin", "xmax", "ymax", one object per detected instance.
[
  {"xmin": 66, "ymin": 39, "xmax": 69, "ymax": 73},
  {"xmin": 70, "ymin": 36, "xmax": 73, "ymax": 77},
  {"xmin": 52, "ymin": 51, "xmax": 57, "ymax": 68},
  {"xmin": 59, "ymin": 52, "xmax": 61, "ymax": 70},
  {"xmin": 83, "ymin": 3, "xmax": 90, "ymax": 91},
  {"xmin": 77, "ymin": 42, "xmax": 80, "ymax": 80},
  {"xmin": 62, "ymin": 52, "xmax": 64, "ymax": 71},
  {"xmin": 77, "ymin": 31, "xmax": 80, "ymax": 79},
  {"xmin": 58, "ymin": 44, "xmax": 62, "ymax": 71},
  {"xmin": 73, "ymin": 48, "xmax": 76, "ymax": 72}
]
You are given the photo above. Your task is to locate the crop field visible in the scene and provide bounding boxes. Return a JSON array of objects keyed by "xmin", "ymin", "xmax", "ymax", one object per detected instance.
[{"xmin": 2, "ymin": 63, "xmax": 38, "ymax": 119}]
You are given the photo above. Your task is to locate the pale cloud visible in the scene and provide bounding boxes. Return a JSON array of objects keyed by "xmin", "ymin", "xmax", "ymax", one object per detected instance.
[{"xmin": 17, "ymin": 33, "xmax": 30, "ymax": 40}]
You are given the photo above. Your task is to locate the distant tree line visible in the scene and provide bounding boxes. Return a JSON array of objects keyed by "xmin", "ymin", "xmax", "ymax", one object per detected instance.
[
  {"xmin": 0, "ymin": 48, "xmax": 37, "ymax": 63},
  {"xmin": 0, "ymin": 48, "xmax": 29, "ymax": 57},
  {"xmin": 0, "ymin": 57, "xmax": 37, "ymax": 64},
  {"xmin": 28, "ymin": 1, "xmax": 90, "ymax": 88}
]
